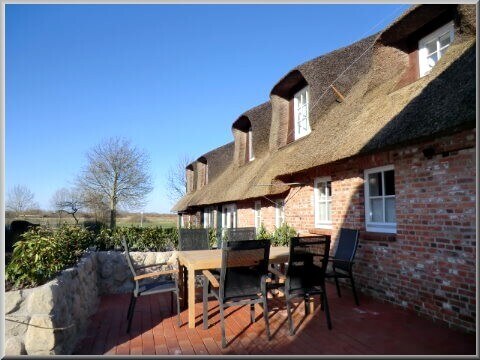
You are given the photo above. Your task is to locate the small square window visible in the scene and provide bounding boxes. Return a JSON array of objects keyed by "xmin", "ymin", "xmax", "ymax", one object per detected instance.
[
  {"xmin": 364, "ymin": 165, "xmax": 396, "ymax": 233},
  {"xmin": 293, "ymin": 87, "xmax": 311, "ymax": 140},
  {"xmin": 419, "ymin": 21, "xmax": 454, "ymax": 77},
  {"xmin": 314, "ymin": 177, "xmax": 332, "ymax": 229}
]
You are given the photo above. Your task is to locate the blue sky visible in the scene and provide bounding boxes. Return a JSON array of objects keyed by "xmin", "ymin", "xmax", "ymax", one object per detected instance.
[{"xmin": 6, "ymin": 4, "xmax": 409, "ymax": 213}]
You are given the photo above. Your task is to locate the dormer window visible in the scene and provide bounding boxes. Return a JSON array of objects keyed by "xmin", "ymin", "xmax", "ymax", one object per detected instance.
[
  {"xmin": 293, "ymin": 86, "xmax": 311, "ymax": 140},
  {"xmin": 247, "ymin": 127, "xmax": 254, "ymax": 161},
  {"xmin": 232, "ymin": 116, "xmax": 254, "ymax": 166},
  {"xmin": 197, "ymin": 157, "xmax": 208, "ymax": 188},
  {"xmin": 186, "ymin": 164, "xmax": 195, "ymax": 193},
  {"xmin": 419, "ymin": 21, "xmax": 454, "ymax": 77}
]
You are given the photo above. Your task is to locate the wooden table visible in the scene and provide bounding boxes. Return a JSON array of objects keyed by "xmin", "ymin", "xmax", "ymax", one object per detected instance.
[{"xmin": 177, "ymin": 246, "xmax": 290, "ymax": 328}]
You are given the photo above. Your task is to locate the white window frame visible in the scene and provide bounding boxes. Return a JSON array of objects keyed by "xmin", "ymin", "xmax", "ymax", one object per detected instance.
[
  {"xmin": 314, "ymin": 177, "xmax": 332, "ymax": 229},
  {"xmin": 254, "ymin": 200, "xmax": 262, "ymax": 229},
  {"xmin": 248, "ymin": 127, "xmax": 255, "ymax": 161},
  {"xmin": 203, "ymin": 206, "xmax": 215, "ymax": 228},
  {"xmin": 418, "ymin": 21, "xmax": 454, "ymax": 77},
  {"xmin": 293, "ymin": 86, "xmax": 311, "ymax": 140},
  {"xmin": 364, "ymin": 165, "xmax": 396, "ymax": 234},
  {"xmin": 221, "ymin": 203, "xmax": 237, "ymax": 229},
  {"xmin": 275, "ymin": 199, "xmax": 285, "ymax": 228}
]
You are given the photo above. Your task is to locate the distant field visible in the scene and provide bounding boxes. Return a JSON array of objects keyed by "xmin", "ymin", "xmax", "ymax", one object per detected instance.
[{"xmin": 5, "ymin": 213, "xmax": 177, "ymax": 228}]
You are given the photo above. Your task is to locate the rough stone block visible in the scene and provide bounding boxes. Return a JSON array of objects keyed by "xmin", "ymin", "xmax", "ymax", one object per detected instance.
[{"xmin": 24, "ymin": 315, "xmax": 56, "ymax": 355}]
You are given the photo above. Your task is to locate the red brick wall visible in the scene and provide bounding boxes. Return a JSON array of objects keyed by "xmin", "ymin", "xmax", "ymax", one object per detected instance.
[{"xmin": 211, "ymin": 129, "xmax": 476, "ymax": 332}]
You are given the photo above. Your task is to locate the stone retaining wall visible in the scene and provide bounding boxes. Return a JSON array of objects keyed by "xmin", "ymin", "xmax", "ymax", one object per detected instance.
[{"xmin": 4, "ymin": 250, "xmax": 176, "ymax": 356}]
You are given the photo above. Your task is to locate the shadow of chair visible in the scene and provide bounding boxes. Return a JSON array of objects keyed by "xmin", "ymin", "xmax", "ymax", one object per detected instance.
[
  {"xmin": 325, "ymin": 228, "xmax": 360, "ymax": 305},
  {"xmin": 121, "ymin": 237, "xmax": 181, "ymax": 333},
  {"xmin": 202, "ymin": 239, "xmax": 272, "ymax": 348}
]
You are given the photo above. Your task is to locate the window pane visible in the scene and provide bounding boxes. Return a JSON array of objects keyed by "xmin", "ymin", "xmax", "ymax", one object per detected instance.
[
  {"xmin": 318, "ymin": 182, "xmax": 326, "ymax": 197},
  {"xmin": 318, "ymin": 201, "xmax": 326, "ymax": 221},
  {"xmin": 326, "ymin": 181, "xmax": 331, "ymax": 197},
  {"xmin": 384, "ymin": 170, "xmax": 395, "ymax": 195},
  {"xmin": 326, "ymin": 201, "xmax": 331, "ymax": 221},
  {"xmin": 439, "ymin": 32, "xmax": 451, "ymax": 48},
  {"xmin": 385, "ymin": 198, "xmax": 396, "ymax": 223},
  {"xmin": 425, "ymin": 39, "xmax": 437, "ymax": 55},
  {"xmin": 368, "ymin": 172, "xmax": 382, "ymax": 196},
  {"xmin": 370, "ymin": 198, "xmax": 383, "ymax": 222},
  {"xmin": 427, "ymin": 53, "xmax": 438, "ymax": 69}
]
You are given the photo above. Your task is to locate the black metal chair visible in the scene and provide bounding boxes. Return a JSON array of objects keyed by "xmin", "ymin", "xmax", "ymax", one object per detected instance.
[
  {"xmin": 325, "ymin": 228, "xmax": 360, "ymax": 305},
  {"xmin": 202, "ymin": 239, "xmax": 272, "ymax": 348},
  {"xmin": 121, "ymin": 237, "xmax": 181, "ymax": 333},
  {"xmin": 178, "ymin": 228, "xmax": 211, "ymax": 299},
  {"xmin": 178, "ymin": 228, "xmax": 210, "ymax": 250},
  {"xmin": 217, "ymin": 227, "xmax": 257, "ymax": 249},
  {"xmin": 269, "ymin": 236, "xmax": 332, "ymax": 335}
]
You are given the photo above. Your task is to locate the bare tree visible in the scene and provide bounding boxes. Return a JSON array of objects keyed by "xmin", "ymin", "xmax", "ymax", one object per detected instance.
[
  {"xmin": 166, "ymin": 154, "xmax": 193, "ymax": 203},
  {"xmin": 77, "ymin": 137, "xmax": 153, "ymax": 229},
  {"xmin": 51, "ymin": 188, "xmax": 83, "ymax": 224},
  {"xmin": 81, "ymin": 189, "xmax": 110, "ymax": 224},
  {"xmin": 6, "ymin": 185, "xmax": 38, "ymax": 218}
]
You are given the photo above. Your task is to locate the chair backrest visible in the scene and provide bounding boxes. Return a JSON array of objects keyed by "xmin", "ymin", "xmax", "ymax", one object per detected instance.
[
  {"xmin": 226, "ymin": 227, "xmax": 257, "ymax": 241},
  {"xmin": 286, "ymin": 236, "xmax": 331, "ymax": 290},
  {"xmin": 121, "ymin": 237, "xmax": 137, "ymax": 278},
  {"xmin": 219, "ymin": 239, "xmax": 271, "ymax": 300},
  {"xmin": 332, "ymin": 228, "xmax": 360, "ymax": 271},
  {"xmin": 178, "ymin": 228, "xmax": 210, "ymax": 251}
]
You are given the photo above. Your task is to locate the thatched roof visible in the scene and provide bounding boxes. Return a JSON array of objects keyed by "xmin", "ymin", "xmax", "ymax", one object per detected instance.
[{"xmin": 172, "ymin": 4, "xmax": 476, "ymax": 212}]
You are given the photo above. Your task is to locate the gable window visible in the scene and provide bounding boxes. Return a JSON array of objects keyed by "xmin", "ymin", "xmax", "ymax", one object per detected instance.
[
  {"xmin": 248, "ymin": 127, "xmax": 254, "ymax": 161},
  {"xmin": 275, "ymin": 199, "xmax": 285, "ymax": 228},
  {"xmin": 419, "ymin": 21, "xmax": 454, "ymax": 77},
  {"xmin": 254, "ymin": 200, "xmax": 261, "ymax": 230},
  {"xmin": 364, "ymin": 165, "xmax": 396, "ymax": 233},
  {"xmin": 314, "ymin": 177, "xmax": 332, "ymax": 229},
  {"xmin": 294, "ymin": 86, "xmax": 311, "ymax": 140}
]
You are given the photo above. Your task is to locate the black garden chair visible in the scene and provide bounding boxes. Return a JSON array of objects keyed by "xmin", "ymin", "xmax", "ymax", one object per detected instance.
[
  {"xmin": 121, "ymin": 237, "xmax": 181, "ymax": 333},
  {"xmin": 202, "ymin": 239, "xmax": 272, "ymax": 348},
  {"xmin": 217, "ymin": 227, "xmax": 257, "ymax": 249},
  {"xmin": 269, "ymin": 236, "xmax": 332, "ymax": 335},
  {"xmin": 178, "ymin": 228, "xmax": 211, "ymax": 297},
  {"xmin": 325, "ymin": 228, "xmax": 361, "ymax": 305}
]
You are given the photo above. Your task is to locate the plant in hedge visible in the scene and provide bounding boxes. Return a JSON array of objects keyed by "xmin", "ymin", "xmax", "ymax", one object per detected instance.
[
  {"xmin": 272, "ymin": 223, "xmax": 297, "ymax": 247},
  {"xmin": 5, "ymin": 225, "xmax": 94, "ymax": 289}
]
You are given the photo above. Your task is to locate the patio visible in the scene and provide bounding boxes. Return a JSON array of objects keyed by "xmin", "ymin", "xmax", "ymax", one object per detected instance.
[{"xmin": 73, "ymin": 283, "xmax": 475, "ymax": 356}]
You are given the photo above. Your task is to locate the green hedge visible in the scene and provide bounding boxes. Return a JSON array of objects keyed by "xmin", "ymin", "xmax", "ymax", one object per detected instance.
[
  {"xmin": 5, "ymin": 224, "xmax": 178, "ymax": 290},
  {"xmin": 5, "ymin": 223, "xmax": 297, "ymax": 290}
]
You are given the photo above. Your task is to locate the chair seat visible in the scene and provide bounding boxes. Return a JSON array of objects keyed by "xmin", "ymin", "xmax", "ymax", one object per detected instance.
[{"xmin": 138, "ymin": 280, "xmax": 177, "ymax": 296}]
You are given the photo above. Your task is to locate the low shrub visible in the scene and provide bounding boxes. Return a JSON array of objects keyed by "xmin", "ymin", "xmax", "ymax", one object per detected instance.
[
  {"xmin": 5, "ymin": 225, "xmax": 95, "ymax": 289},
  {"xmin": 256, "ymin": 222, "xmax": 298, "ymax": 247},
  {"xmin": 6, "ymin": 224, "xmax": 179, "ymax": 290}
]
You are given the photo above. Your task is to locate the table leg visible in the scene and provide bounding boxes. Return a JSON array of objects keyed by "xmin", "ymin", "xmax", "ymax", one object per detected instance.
[
  {"xmin": 188, "ymin": 268, "xmax": 196, "ymax": 328},
  {"xmin": 178, "ymin": 262, "xmax": 184, "ymax": 308}
]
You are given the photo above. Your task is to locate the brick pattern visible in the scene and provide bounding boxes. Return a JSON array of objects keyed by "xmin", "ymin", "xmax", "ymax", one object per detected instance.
[
  {"xmin": 74, "ymin": 283, "xmax": 475, "ymax": 355},
  {"xmin": 190, "ymin": 129, "xmax": 475, "ymax": 333}
]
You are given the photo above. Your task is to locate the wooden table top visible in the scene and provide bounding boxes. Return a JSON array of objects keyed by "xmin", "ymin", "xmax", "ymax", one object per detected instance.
[{"xmin": 177, "ymin": 246, "xmax": 290, "ymax": 270}]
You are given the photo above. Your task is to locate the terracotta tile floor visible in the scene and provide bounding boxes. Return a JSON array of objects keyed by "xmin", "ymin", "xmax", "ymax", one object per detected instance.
[{"xmin": 74, "ymin": 283, "xmax": 475, "ymax": 355}]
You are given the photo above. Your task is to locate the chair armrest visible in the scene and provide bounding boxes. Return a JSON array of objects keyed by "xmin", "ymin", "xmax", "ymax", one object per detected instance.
[
  {"xmin": 269, "ymin": 267, "xmax": 286, "ymax": 282},
  {"xmin": 134, "ymin": 262, "xmax": 170, "ymax": 270},
  {"xmin": 133, "ymin": 269, "xmax": 178, "ymax": 281},
  {"xmin": 202, "ymin": 270, "xmax": 219, "ymax": 288},
  {"xmin": 328, "ymin": 258, "xmax": 352, "ymax": 263}
]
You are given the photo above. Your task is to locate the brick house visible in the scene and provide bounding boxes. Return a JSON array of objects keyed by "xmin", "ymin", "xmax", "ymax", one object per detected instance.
[{"xmin": 172, "ymin": 4, "xmax": 476, "ymax": 333}]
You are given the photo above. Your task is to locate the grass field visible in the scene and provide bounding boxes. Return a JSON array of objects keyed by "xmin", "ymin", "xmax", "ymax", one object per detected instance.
[{"xmin": 5, "ymin": 212, "xmax": 177, "ymax": 228}]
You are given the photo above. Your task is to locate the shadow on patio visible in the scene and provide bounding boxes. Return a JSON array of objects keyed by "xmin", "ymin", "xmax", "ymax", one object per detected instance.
[{"xmin": 73, "ymin": 282, "xmax": 475, "ymax": 356}]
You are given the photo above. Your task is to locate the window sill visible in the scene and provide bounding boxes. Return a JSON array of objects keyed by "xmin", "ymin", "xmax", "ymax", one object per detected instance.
[
  {"xmin": 308, "ymin": 228, "xmax": 332, "ymax": 236},
  {"xmin": 360, "ymin": 231, "xmax": 396, "ymax": 242}
]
